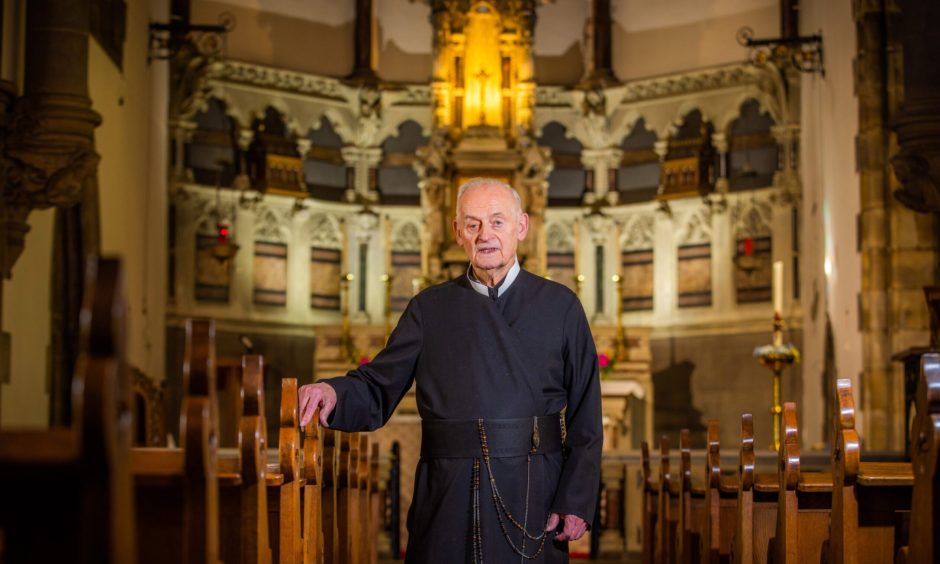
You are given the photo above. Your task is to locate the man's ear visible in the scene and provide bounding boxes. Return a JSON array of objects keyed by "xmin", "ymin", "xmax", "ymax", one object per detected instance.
[
  {"xmin": 453, "ymin": 218, "xmax": 462, "ymax": 244},
  {"xmin": 517, "ymin": 212, "xmax": 529, "ymax": 240}
]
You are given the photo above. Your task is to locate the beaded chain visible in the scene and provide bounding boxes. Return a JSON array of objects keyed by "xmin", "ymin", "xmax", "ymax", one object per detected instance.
[{"xmin": 470, "ymin": 418, "xmax": 549, "ymax": 562}]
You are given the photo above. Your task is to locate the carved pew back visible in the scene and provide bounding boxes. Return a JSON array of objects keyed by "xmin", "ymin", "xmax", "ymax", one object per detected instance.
[
  {"xmin": 218, "ymin": 354, "xmax": 272, "ymax": 564},
  {"xmin": 0, "ymin": 257, "xmax": 135, "ymax": 564},
  {"xmin": 899, "ymin": 353, "xmax": 940, "ymax": 562},
  {"xmin": 731, "ymin": 413, "xmax": 777, "ymax": 564},
  {"xmin": 132, "ymin": 318, "xmax": 220, "ymax": 564},
  {"xmin": 656, "ymin": 435, "xmax": 679, "ymax": 563},
  {"xmin": 641, "ymin": 441, "xmax": 659, "ymax": 564},
  {"xmin": 266, "ymin": 378, "xmax": 303, "ymax": 564},
  {"xmin": 830, "ymin": 378, "xmax": 912, "ymax": 564},
  {"xmin": 302, "ymin": 411, "xmax": 325, "ymax": 563},
  {"xmin": 676, "ymin": 429, "xmax": 704, "ymax": 564},
  {"xmin": 773, "ymin": 402, "xmax": 831, "ymax": 564}
]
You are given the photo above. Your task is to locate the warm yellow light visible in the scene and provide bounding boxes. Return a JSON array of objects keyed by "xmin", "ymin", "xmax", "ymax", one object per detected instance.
[{"xmin": 462, "ymin": 6, "xmax": 502, "ymax": 127}]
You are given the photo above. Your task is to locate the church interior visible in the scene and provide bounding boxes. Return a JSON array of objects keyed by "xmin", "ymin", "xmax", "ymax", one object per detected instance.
[{"xmin": 1, "ymin": 0, "xmax": 939, "ymax": 561}]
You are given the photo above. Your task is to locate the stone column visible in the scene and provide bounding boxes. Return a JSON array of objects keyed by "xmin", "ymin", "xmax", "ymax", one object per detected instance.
[
  {"xmin": 342, "ymin": 146, "xmax": 382, "ymax": 204},
  {"xmin": 581, "ymin": 148, "xmax": 623, "ymax": 206},
  {"xmin": 892, "ymin": 0, "xmax": 940, "ymax": 213},
  {"xmin": 771, "ymin": 123, "xmax": 801, "ymax": 202},
  {"xmin": 711, "ymin": 132, "xmax": 730, "ymax": 194},
  {"xmin": 581, "ymin": 0, "xmax": 617, "ymax": 87},
  {"xmin": 1, "ymin": 0, "xmax": 102, "ymax": 279},
  {"xmin": 855, "ymin": 0, "xmax": 898, "ymax": 449},
  {"xmin": 349, "ymin": 0, "xmax": 379, "ymax": 83}
]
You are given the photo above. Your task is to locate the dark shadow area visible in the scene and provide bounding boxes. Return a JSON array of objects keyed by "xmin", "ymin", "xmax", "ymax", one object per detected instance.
[
  {"xmin": 165, "ymin": 325, "xmax": 316, "ymax": 448},
  {"xmin": 652, "ymin": 359, "xmax": 707, "ymax": 447}
]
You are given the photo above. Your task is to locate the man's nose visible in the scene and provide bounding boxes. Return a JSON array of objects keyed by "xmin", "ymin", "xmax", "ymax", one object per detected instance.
[{"xmin": 478, "ymin": 222, "xmax": 493, "ymax": 240}]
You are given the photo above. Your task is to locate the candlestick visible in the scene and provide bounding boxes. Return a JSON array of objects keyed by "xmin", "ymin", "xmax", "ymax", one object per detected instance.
[{"xmin": 773, "ymin": 260, "xmax": 784, "ymax": 314}]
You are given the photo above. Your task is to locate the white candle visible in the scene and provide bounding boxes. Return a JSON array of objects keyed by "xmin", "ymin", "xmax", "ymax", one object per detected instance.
[{"xmin": 773, "ymin": 260, "xmax": 784, "ymax": 314}]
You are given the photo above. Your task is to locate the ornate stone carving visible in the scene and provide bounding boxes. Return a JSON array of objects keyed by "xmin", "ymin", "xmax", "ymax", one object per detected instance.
[
  {"xmin": 621, "ymin": 214, "xmax": 655, "ymax": 250},
  {"xmin": 211, "ymin": 60, "xmax": 346, "ymax": 100},
  {"xmin": 619, "ymin": 64, "xmax": 754, "ymax": 104},
  {"xmin": 730, "ymin": 196, "xmax": 773, "ymax": 237},
  {"xmin": 546, "ymin": 222, "xmax": 575, "ymax": 253},
  {"xmin": 307, "ymin": 213, "xmax": 342, "ymax": 249},
  {"xmin": 892, "ymin": 149, "xmax": 940, "ymax": 212},
  {"xmin": 392, "ymin": 221, "xmax": 422, "ymax": 253},
  {"xmin": 254, "ymin": 206, "xmax": 287, "ymax": 242},
  {"xmin": 680, "ymin": 207, "xmax": 713, "ymax": 245}
]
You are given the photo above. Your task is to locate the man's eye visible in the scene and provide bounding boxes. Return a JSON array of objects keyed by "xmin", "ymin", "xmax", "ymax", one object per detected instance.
[
  {"xmin": 467, "ymin": 223, "xmax": 480, "ymax": 231},
  {"xmin": 493, "ymin": 220, "xmax": 504, "ymax": 228}
]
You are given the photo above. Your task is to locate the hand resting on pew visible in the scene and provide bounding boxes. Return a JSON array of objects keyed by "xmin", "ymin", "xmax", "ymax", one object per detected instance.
[{"xmin": 299, "ymin": 382, "xmax": 338, "ymax": 427}]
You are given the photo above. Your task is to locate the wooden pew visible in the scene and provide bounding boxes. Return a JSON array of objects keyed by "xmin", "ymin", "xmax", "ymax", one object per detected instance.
[
  {"xmin": 641, "ymin": 442, "xmax": 659, "ymax": 564},
  {"xmin": 302, "ymin": 412, "xmax": 325, "ymax": 564},
  {"xmin": 898, "ymin": 352, "xmax": 940, "ymax": 563},
  {"xmin": 699, "ymin": 419, "xmax": 738, "ymax": 564},
  {"xmin": 829, "ymin": 378, "xmax": 912, "ymax": 564},
  {"xmin": 656, "ymin": 435, "xmax": 679, "ymax": 563},
  {"xmin": 368, "ymin": 442, "xmax": 381, "ymax": 564},
  {"xmin": 319, "ymin": 428, "xmax": 340, "ymax": 563},
  {"xmin": 132, "ymin": 318, "xmax": 220, "ymax": 564},
  {"xmin": 337, "ymin": 432, "xmax": 359, "ymax": 563},
  {"xmin": 731, "ymin": 413, "xmax": 777, "ymax": 564},
  {"xmin": 356, "ymin": 434, "xmax": 372, "ymax": 564},
  {"xmin": 218, "ymin": 354, "xmax": 272, "ymax": 564},
  {"xmin": 676, "ymin": 429, "xmax": 704, "ymax": 564},
  {"xmin": 266, "ymin": 378, "xmax": 304, "ymax": 564},
  {"xmin": 772, "ymin": 402, "xmax": 831, "ymax": 563},
  {"xmin": 0, "ymin": 257, "xmax": 136, "ymax": 564}
]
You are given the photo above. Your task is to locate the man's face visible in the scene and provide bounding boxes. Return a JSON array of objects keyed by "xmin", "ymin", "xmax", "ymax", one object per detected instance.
[{"xmin": 453, "ymin": 183, "xmax": 529, "ymax": 274}]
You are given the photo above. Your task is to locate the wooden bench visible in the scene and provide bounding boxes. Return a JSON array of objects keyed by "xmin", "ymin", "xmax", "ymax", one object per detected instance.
[
  {"xmin": 656, "ymin": 436, "xmax": 680, "ymax": 563},
  {"xmin": 266, "ymin": 378, "xmax": 304, "ymax": 564},
  {"xmin": 731, "ymin": 413, "xmax": 778, "ymax": 564},
  {"xmin": 701, "ymin": 419, "xmax": 738, "ymax": 564},
  {"xmin": 898, "ymin": 352, "xmax": 940, "ymax": 562},
  {"xmin": 302, "ymin": 411, "xmax": 326, "ymax": 563},
  {"xmin": 830, "ymin": 377, "xmax": 912, "ymax": 564},
  {"xmin": 676, "ymin": 429, "xmax": 705, "ymax": 564},
  {"xmin": 217, "ymin": 354, "xmax": 272, "ymax": 564},
  {"xmin": 0, "ymin": 257, "xmax": 136, "ymax": 564},
  {"xmin": 641, "ymin": 441, "xmax": 659, "ymax": 564},
  {"xmin": 773, "ymin": 402, "xmax": 832, "ymax": 563},
  {"xmin": 131, "ymin": 318, "xmax": 220, "ymax": 564}
]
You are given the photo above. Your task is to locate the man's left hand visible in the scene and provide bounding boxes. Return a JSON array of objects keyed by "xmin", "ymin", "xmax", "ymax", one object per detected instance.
[{"xmin": 545, "ymin": 512, "xmax": 587, "ymax": 541}]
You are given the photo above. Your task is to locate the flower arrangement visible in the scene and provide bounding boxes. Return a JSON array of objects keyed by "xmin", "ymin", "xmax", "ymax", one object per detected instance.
[{"xmin": 598, "ymin": 352, "xmax": 616, "ymax": 379}]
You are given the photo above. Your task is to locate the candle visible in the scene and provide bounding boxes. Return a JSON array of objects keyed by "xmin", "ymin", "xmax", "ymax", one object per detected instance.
[{"xmin": 773, "ymin": 260, "xmax": 784, "ymax": 314}]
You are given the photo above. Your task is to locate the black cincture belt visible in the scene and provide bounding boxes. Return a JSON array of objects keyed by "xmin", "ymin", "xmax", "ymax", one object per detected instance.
[{"xmin": 421, "ymin": 414, "xmax": 563, "ymax": 459}]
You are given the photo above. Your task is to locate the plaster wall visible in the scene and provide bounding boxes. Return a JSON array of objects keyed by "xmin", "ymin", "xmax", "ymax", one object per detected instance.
[
  {"xmin": 610, "ymin": 0, "xmax": 778, "ymax": 80},
  {"xmin": 798, "ymin": 0, "xmax": 861, "ymax": 445},
  {"xmin": 191, "ymin": 0, "xmax": 355, "ymax": 77},
  {"xmin": 1, "ymin": 209, "xmax": 54, "ymax": 427},
  {"xmin": 89, "ymin": 0, "xmax": 169, "ymax": 384}
]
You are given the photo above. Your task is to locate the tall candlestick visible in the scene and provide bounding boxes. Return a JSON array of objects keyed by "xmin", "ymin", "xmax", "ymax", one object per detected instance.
[{"xmin": 772, "ymin": 260, "xmax": 784, "ymax": 314}]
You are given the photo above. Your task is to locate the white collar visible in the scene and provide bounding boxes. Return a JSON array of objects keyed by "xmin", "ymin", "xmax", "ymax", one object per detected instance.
[{"xmin": 467, "ymin": 258, "xmax": 521, "ymax": 298}]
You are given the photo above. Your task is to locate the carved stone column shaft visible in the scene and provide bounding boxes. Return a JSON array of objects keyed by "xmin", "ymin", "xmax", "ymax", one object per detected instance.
[{"xmin": 2, "ymin": 0, "xmax": 101, "ymax": 278}]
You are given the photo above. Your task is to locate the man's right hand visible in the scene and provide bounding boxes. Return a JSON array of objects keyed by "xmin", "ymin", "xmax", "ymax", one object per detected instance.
[{"xmin": 298, "ymin": 382, "xmax": 337, "ymax": 428}]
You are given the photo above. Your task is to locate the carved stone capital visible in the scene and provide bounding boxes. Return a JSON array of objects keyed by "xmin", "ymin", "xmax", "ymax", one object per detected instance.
[{"xmin": 892, "ymin": 100, "xmax": 940, "ymax": 213}]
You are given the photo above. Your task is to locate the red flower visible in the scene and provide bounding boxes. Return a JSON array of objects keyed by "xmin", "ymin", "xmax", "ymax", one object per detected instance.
[
  {"xmin": 358, "ymin": 356, "xmax": 371, "ymax": 366},
  {"xmin": 598, "ymin": 353, "xmax": 611, "ymax": 369}
]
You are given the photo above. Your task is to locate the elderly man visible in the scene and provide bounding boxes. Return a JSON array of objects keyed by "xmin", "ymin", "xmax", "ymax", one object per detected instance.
[{"xmin": 299, "ymin": 177, "xmax": 602, "ymax": 563}]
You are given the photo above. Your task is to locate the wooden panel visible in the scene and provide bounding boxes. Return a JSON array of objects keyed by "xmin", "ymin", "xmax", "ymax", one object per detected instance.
[
  {"xmin": 254, "ymin": 241, "xmax": 288, "ymax": 306},
  {"xmin": 310, "ymin": 247, "xmax": 341, "ymax": 310},
  {"xmin": 196, "ymin": 234, "xmax": 231, "ymax": 302},
  {"xmin": 546, "ymin": 251, "xmax": 576, "ymax": 294},
  {"xmin": 390, "ymin": 252, "xmax": 420, "ymax": 312},
  {"xmin": 677, "ymin": 243, "xmax": 712, "ymax": 308},
  {"xmin": 621, "ymin": 249, "xmax": 653, "ymax": 311}
]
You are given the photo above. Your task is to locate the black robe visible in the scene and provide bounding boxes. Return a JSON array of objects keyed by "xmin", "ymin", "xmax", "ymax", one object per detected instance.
[{"xmin": 325, "ymin": 269, "xmax": 602, "ymax": 563}]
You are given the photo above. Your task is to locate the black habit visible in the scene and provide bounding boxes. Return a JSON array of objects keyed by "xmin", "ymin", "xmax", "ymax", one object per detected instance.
[{"xmin": 324, "ymin": 269, "xmax": 602, "ymax": 563}]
